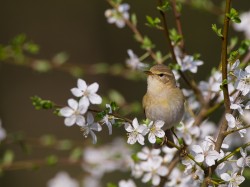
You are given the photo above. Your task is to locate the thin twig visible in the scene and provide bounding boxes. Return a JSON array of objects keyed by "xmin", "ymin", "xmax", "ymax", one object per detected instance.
[
  {"xmin": 171, "ymin": 0, "xmax": 185, "ymax": 51},
  {"xmin": 214, "ymin": 0, "xmax": 232, "ymax": 153},
  {"xmin": 157, "ymin": 0, "xmax": 205, "ymax": 105},
  {"xmin": 107, "ymin": 0, "xmax": 161, "ymax": 64}
]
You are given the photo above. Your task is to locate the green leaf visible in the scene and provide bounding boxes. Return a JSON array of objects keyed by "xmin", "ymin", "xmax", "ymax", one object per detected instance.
[
  {"xmin": 157, "ymin": 0, "xmax": 171, "ymax": 12},
  {"xmin": 70, "ymin": 66, "xmax": 84, "ymax": 77},
  {"xmin": 131, "ymin": 13, "xmax": 137, "ymax": 26},
  {"xmin": 211, "ymin": 24, "xmax": 223, "ymax": 38},
  {"xmin": 92, "ymin": 63, "xmax": 109, "ymax": 74},
  {"xmin": 141, "ymin": 36, "xmax": 155, "ymax": 50},
  {"xmin": 238, "ymin": 40, "xmax": 250, "ymax": 55},
  {"xmin": 169, "ymin": 28, "xmax": 182, "ymax": 44},
  {"xmin": 156, "ymin": 137, "xmax": 164, "ymax": 144},
  {"xmin": 11, "ymin": 34, "xmax": 27, "ymax": 46},
  {"xmin": 69, "ymin": 147, "xmax": 82, "ymax": 162},
  {"xmin": 46, "ymin": 155, "xmax": 58, "ymax": 166},
  {"xmin": 220, "ymin": 79, "xmax": 228, "ymax": 90},
  {"xmin": 107, "ymin": 183, "xmax": 118, "ymax": 187},
  {"xmin": 145, "ymin": 15, "xmax": 161, "ymax": 28},
  {"xmin": 228, "ymin": 50, "xmax": 239, "ymax": 63},
  {"xmin": 40, "ymin": 134, "xmax": 56, "ymax": 146},
  {"xmin": 33, "ymin": 60, "xmax": 51, "ymax": 72},
  {"xmin": 108, "ymin": 90, "xmax": 125, "ymax": 106},
  {"xmin": 23, "ymin": 42, "xmax": 40, "ymax": 54},
  {"xmin": 226, "ymin": 8, "xmax": 241, "ymax": 23},
  {"xmin": 110, "ymin": 101, "xmax": 119, "ymax": 111},
  {"xmin": 52, "ymin": 52, "xmax": 69, "ymax": 66},
  {"xmin": 31, "ymin": 96, "xmax": 55, "ymax": 110},
  {"xmin": 2, "ymin": 150, "xmax": 14, "ymax": 165},
  {"xmin": 58, "ymin": 140, "xmax": 73, "ymax": 150},
  {"xmin": 131, "ymin": 153, "xmax": 140, "ymax": 162}
]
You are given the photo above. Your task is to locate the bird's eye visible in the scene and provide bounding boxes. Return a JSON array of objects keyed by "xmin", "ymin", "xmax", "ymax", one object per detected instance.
[{"xmin": 158, "ymin": 73, "xmax": 165, "ymax": 77}]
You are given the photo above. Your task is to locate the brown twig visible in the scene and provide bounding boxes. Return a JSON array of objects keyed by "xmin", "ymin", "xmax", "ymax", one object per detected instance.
[
  {"xmin": 171, "ymin": 0, "xmax": 185, "ymax": 51},
  {"xmin": 214, "ymin": 0, "xmax": 232, "ymax": 153},
  {"xmin": 157, "ymin": 0, "xmax": 205, "ymax": 105},
  {"xmin": 107, "ymin": 0, "xmax": 161, "ymax": 64}
]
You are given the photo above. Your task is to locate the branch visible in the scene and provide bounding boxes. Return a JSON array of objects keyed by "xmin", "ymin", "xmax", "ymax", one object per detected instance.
[
  {"xmin": 171, "ymin": 0, "xmax": 185, "ymax": 51},
  {"xmin": 214, "ymin": 0, "xmax": 232, "ymax": 153},
  {"xmin": 107, "ymin": 0, "xmax": 160, "ymax": 64},
  {"xmin": 217, "ymin": 142, "xmax": 250, "ymax": 166},
  {"xmin": 225, "ymin": 124, "xmax": 250, "ymax": 136},
  {"xmin": 157, "ymin": 0, "xmax": 205, "ymax": 105}
]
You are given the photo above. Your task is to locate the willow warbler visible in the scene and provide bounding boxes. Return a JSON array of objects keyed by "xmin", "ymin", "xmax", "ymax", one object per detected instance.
[{"xmin": 143, "ymin": 64, "xmax": 185, "ymax": 146}]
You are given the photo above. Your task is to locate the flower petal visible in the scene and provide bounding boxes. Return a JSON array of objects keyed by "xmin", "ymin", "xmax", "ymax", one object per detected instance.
[
  {"xmin": 124, "ymin": 123, "xmax": 133, "ymax": 132},
  {"xmin": 152, "ymin": 175, "xmax": 161, "ymax": 186},
  {"xmin": 148, "ymin": 133, "xmax": 156, "ymax": 144},
  {"xmin": 155, "ymin": 130, "xmax": 165, "ymax": 138},
  {"xmin": 137, "ymin": 134, "xmax": 145, "ymax": 145},
  {"xmin": 87, "ymin": 82, "xmax": 99, "ymax": 93},
  {"xmin": 89, "ymin": 130, "xmax": 97, "ymax": 144},
  {"xmin": 89, "ymin": 94, "xmax": 102, "ymax": 104},
  {"xmin": 91, "ymin": 123, "xmax": 102, "ymax": 132},
  {"xmin": 220, "ymin": 173, "xmax": 231, "ymax": 181},
  {"xmin": 77, "ymin": 79, "xmax": 87, "ymax": 90},
  {"xmin": 192, "ymin": 145, "xmax": 203, "ymax": 154},
  {"xmin": 68, "ymin": 99, "xmax": 78, "ymax": 110},
  {"xmin": 195, "ymin": 154, "xmax": 204, "ymax": 163},
  {"xmin": 87, "ymin": 112, "xmax": 94, "ymax": 124},
  {"xmin": 142, "ymin": 173, "xmax": 152, "ymax": 183},
  {"xmin": 64, "ymin": 116, "xmax": 76, "ymax": 126},
  {"xmin": 60, "ymin": 107, "xmax": 74, "ymax": 117},
  {"xmin": 75, "ymin": 115, "xmax": 85, "ymax": 126},
  {"xmin": 71, "ymin": 88, "xmax": 83, "ymax": 97}
]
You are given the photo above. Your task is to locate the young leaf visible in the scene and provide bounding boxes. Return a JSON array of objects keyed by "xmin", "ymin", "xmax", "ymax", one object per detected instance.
[
  {"xmin": 226, "ymin": 8, "xmax": 241, "ymax": 23},
  {"xmin": 211, "ymin": 24, "xmax": 223, "ymax": 38}
]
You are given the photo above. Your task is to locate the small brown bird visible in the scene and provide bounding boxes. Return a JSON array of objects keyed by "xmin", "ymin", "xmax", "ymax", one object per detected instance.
[{"xmin": 143, "ymin": 64, "xmax": 185, "ymax": 146}]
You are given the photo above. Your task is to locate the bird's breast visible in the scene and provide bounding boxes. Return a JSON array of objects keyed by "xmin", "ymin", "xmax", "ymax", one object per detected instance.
[{"xmin": 143, "ymin": 89, "xmax": 184, "ymax": 130}]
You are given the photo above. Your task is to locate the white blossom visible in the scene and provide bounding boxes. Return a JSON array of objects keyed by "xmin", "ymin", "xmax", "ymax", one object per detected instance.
[
  {"xmin": 147, "ymin": 120, "xmax": 165, "ymax": 144},
  {"xmin": 233, "ymin": 10, "xmax": 250, "ymax": 39},
  {"xmin": 118, "ymin": 179, "xmax": 136, "ymax": 187},
  {"xmin": 177, "ymin": 55, "xmax": 203, "ymax": 73},
  {"xmin": 237, "ymin": 148, "xmax": 250, "ymax": 173},
  {"xmin": 82, "ymin": 176, "xmax": 101, "ymax": 187},
  {"xmin": 137, "ymin": 146, "xmax": 162, "ymax": 165},
  {"xmin": 176, "ymin": 119, "xmax": 200, "ymax": 145},
  {"xmin": 220, "ymin": 172, "xmax": 245, "ymax": 187},
  {"xmin": 225, "ymin": 113, "xmax": 246, "ymax": 137},
  {"xmin": 235, "ymin": 65, "xmax": 250, "ymax": 96},
  {"xmin": 47, "ymin": 172, "xmax": 79, "ymax": 187},
  {"xmin": 182, "ymin": 88, "xmax": 200, "ymax": 110},
  {"xmin": 101, "ymin": 104, "xmax": 114, "ymax": 135},
  {"xmin": 230, "ymin": 98, "xmax": 245, "ymax": 115},
  {"xmin": 126, "ymin": 49, "xmax": 148, "ymax": 71},
  {"xmin": 60, "ymin": 98, "xmax": 87, "ymax": 126},
  {"xmin": 191, "ymin": 140, "xmax": 220, "ymax": 166},
  {"xmin": 104, "ymin": 3, "xmax": 130, "ymax": 28},
  {"xmin": 162, "ymin": 146, "xmax": 177, "ymax": 163},
  {"xmin": 83, "ymin": 138, "xmax": 131, "ymax": 178},
  {"xmin": 0, "ymin": 119, "xmax": 6, "ymax": 142},
  {"xmin": 141, "ymin": 161, "xmax": 168, "ymax": 186},
  {"xmin": 71, "ymin": 79, "xmax": 102, "ymax": 107},
  {"xmin": 124, "ymin": 118, "xmax": 148, "ymax": 145},
  {"xmin": 81, "ymin": 113, "xmax": 102, "ymax": 144}
]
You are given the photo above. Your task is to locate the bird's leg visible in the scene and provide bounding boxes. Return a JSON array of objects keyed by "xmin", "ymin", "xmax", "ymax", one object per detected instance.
[{"xmin": 171, "ymin": 127, "xmax": 179, "ymax": 142}]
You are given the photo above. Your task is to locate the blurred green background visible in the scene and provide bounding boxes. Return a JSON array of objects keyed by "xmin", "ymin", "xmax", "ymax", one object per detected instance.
[{"xmin": 0, "ymin": 0, "xmax": 249, "ymax": 186}]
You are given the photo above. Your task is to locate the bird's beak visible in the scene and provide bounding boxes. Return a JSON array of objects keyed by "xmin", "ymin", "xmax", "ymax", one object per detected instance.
[{"xmin": 144, "ymin": 70, "xmax": 153, "ymax": 75}]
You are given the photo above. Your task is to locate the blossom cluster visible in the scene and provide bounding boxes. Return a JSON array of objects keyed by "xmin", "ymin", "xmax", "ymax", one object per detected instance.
[
  {"xmin": 59, "ymin": 79, "xmax": 104, "ymax": 144},
  {"xmin": 124, "ymin": 118, "xmax": 165, "ymax": 145}
]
